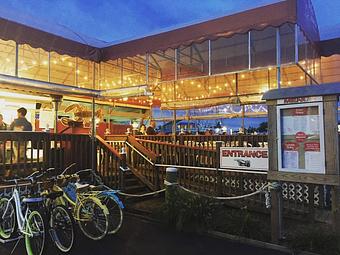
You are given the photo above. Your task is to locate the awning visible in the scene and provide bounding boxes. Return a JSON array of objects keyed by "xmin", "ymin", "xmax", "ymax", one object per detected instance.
[{"xmin": 102, "ymin": 0, "xmax": 298, "ymax": 60}]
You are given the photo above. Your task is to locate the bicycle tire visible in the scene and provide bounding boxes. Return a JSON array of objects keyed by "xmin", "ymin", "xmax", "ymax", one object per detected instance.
[
  {"xmin": 0, "ymin": 198, "xmax": 16, "ymax": 239},
  {"xmin": 49, "ymin": 205, "xmax": 75, "ymax": 253},
  {"xmin": 76, "ymin": 196, "xmax": 109, "ymax": 240},
  {"xmin": 25, "ymin": 210, "xmax": 46, "ymax": 255},
  {"xmin": 98, "ymin": 195, "xmax": 123, "ymax": 235}
]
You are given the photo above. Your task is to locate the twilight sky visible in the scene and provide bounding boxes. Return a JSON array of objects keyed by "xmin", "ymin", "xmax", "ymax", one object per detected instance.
[{"xmin": 0, "ymin": 0, "xmax": 339, "ymax": 43}]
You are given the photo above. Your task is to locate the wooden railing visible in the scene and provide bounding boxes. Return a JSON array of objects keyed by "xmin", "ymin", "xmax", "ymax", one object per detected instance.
[
  {"xmin": 0, "ymin": 132, "xmax": 92, "ymax": 176},
  {"xmin": 136, "ymin": 138, "xmax": 216, "ymax": 168},
  {"xmin": 135, "ymin": 134, "xmax": 268, "ymax": 150},
  {"xmin": 125, "ymin": 136, "xmax": 160, "ymax": 190},
  {"xmin": 104, "ymin": 134, "xmax": 329, "ymax": 217},
  {"xmin": 96, "ymin": 136, "xmax": 122, "ymax": 188},
  {"xmin": 0, "ymin": 132, "xmax": 123, "ymax": 189}
]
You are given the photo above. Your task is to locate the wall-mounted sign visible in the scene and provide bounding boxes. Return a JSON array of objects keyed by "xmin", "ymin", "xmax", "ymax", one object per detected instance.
[
  {"xmin": 277, "ymin": 96, "xmax": 322, "ymax": 105},
  {"xmin": 220, "ymin": 147, "xmax": 268, "ymax": 171},
  {"xmin": 277, "ymin": 101, "xmax": 325, "ymax": 174}
]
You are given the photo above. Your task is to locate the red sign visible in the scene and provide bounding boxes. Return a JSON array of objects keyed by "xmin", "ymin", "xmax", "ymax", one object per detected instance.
[
  {"xmin": 295, "ymin": 132, "xmax": 308, "ymax": 143},
  {"xmin": 293, "ymin": 108, "xmax": 308, "ymax": 116},
  {"xmin": 283, "ymin": 142, "xmax": 299, "ymax": 151},
  {"xmin": 221, "ymin": 149, "xmax": 268, "ymax": 159},
  {"xmin": 304, "ymin": 142, "xmax": 320, "ymax": 152}
]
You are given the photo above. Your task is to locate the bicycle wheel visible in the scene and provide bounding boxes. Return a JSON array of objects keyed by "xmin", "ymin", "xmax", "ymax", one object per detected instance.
[
  {"xmin": 0, "ymin": 198, "xmax": 15, "ymax": 239},
  {"xmin": 98, "ymin": 195, "xmax": 123, "ymax": 235},
  {"xmin": 49, "ymin": 205, "xmax": 74, "ymax": 253},
  {"xmin": 76, "ymin": 197, "xmax": 109, "ymax": 240},
  {"xmin": 25, "ymin": 210, "xmax": 46, "ymax": 255}
]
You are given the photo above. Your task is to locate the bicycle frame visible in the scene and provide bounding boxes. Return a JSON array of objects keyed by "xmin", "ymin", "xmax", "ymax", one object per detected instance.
[{"xmin": 2, "ymin": 188, "xmax": 34, "ymax": 237}]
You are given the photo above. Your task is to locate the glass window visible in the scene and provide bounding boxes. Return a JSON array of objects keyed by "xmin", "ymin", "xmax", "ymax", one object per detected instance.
[
  {"xmin": 18, "ymin": 44, "xmax": 48, "ymax": 81},
  {"xmin": 250, "ymin": 27, "xmax": 276, "ymax": 68},
  {"xmin": 122, "ymin": 56, "xmax": 146, "ymax": 86},
  {"xmin": 211, "ymin": 34, "xmax": 248, "ymax": 74},
  {"xmin": 50, "ymin": 52, "xmax": 76, "ymax": 85},
  {"xmin": 151, "ymin": 49, "xmax": 175, "ymax": 82},
  {"xmin": 99, "ymin": 60, "xmax": 122, "ymax": 90},
  {"xmin": 0, "ymin": 39, "xmax": 15, "ymax": 75},
  {"xmin": 178, "ymin": 41, "xmax": 209, "ymax": 79},
  {"xmin": 237, "ymin": 68, "xmax": 277, "ymax": 95},
  {"xmin": 280, "ymin": 23, "xmax": 295, "ymax": 64},
  {"xmin": 76, "ymin": 58, "xmax": 94, "ymax": 89}
]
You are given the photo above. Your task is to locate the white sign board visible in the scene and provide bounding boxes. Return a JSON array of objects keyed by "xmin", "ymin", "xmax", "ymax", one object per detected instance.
[
  {"xmin": 277, "ymin": 101, "xmax": 325, "ymax": 174},
  {"xmin": 220, "ymin": 147, "xmax": 268, "ymax": 171}
]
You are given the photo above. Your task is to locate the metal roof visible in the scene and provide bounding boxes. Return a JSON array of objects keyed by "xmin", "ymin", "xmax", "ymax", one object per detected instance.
[{"xmin": 262, "ymin": 82, "xmax": 340, "ymax": 100}]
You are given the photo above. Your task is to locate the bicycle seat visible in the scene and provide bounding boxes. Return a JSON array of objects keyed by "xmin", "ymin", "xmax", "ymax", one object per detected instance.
[
  {"xmin": 45, "ymin": 191, "xmax": 64, "ymax": 200},
  {"xmin": 75, "ymin": 183, "xmax": 90, "ymax": 192},
  {"xmin": 88, "ymin": 185, "xmax": 107, "ymax": 191}
]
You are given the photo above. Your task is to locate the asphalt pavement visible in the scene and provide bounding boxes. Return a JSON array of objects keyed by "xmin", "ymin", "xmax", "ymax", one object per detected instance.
[{"xmin": 0, "ymin": 215, "xmax": 288, "ymax": 255}]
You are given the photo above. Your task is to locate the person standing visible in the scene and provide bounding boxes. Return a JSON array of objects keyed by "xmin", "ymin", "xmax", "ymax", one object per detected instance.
[
  {"xmin": 10, "ymin": 107, "xmax": 32, "ymax": 131},
  {"xmin": 0, "ymin": 114, "xmax": 7, "ymax": 163},
  {"xmin": 0, "ymin": 114, "xmax": 7, "ymax": 130},
  {"xmin": 146, "ymin": 120, "xmax": 157, "ymax": 135},
  {"xmin": 10, "ymin": 107, "xmax": 32, "ymax": 165}
]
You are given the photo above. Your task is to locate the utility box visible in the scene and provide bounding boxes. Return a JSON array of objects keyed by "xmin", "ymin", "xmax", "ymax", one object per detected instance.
[{"xmin": 263, "ymin": 84, "xmax": 340, "ymax": 186}]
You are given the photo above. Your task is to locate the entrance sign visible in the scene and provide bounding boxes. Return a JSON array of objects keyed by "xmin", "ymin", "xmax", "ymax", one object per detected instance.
[
  {"xmin": 277, "ymin": 101, "xmax": 325, "ymax": 174},
  {"xmin": 220, "ymin": 147, "xmax": 268, "ymax": 171}
]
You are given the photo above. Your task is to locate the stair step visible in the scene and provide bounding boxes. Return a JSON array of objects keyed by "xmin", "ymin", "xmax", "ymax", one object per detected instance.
[{"xmin": 124, "ymin": 184, "xmax": 148, "ymax": 193}]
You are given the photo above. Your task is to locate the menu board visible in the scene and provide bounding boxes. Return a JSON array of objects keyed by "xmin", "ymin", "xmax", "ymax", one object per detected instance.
[{"xmin": 278, "ymin": 102, "xmax": 325, "ymax": 174}]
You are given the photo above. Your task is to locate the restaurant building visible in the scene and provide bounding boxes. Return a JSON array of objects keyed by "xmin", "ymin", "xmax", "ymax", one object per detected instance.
[{"xmin": 0, "ymin": 0, "xmax": 339, "ymax": 134}]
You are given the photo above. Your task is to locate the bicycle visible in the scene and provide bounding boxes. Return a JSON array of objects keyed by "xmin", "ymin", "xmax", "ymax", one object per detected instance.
[
  {"xmin": 49, "ymin": 165, "xmax": 110, "ymax": 241},
  {"xmin": 75, "ymin": 168, "xmax": 124, "ymax": 235},
  {"xmin": 0, "ymin": 174, "xmax": 46, "ymax": 255},
  {"xmin": 30, "ymin": 169, "xmax": 75, "ymax": 253}
]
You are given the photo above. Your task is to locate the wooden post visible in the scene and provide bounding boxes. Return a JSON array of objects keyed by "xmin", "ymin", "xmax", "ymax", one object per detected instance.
[
  {"xmin": 165, "ymin": 167, "xmax": 179, "ymax": 225},
  {"xmin": 332, "ymin": 186, "xmax": 340, "ymax": 235},
  {"xmin": 216, "ymin": 141, "xmax": 223, "ymax": 196},
  {"xmin": 270, "ymin": 182, "xmax": 282, "ymax": 243}
]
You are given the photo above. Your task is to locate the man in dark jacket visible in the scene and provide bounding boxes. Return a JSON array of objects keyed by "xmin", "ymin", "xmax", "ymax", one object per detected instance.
[
  {"xmin": 10, "ymin": 107, "xmax": 32, "ymax": 131},
  {"xmin": 146, "ymin": 120, "xmax": 157, "ymax": 135},
  {"xmin": 10, "ymin": 107, "xmax": 32, "ymax": 164}
]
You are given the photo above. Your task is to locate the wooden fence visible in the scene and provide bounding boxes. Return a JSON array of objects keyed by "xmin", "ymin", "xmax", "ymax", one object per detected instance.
[
  {"xmin": 105, "ymin": 134, "xmax": 330, "ymax": 217},
  {"xmin": 0, "ymin": 132, "xmax": 122, "ymax": 189}
]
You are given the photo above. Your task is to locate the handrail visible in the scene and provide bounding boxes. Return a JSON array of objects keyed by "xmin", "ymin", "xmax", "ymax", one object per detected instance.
[
  {"xmin": 96, "ymin": 135, "xmax": 122, "ymax": 159},
  {"xmin": 136, "ymin": 138, "xmax": 216, "ymax": 152},
  {"xmin": 125, "ymin": 141, "xmax": 155, "ymax": 166},
  {"xmin": 127, "ymin": 136, "xmax": 158, "ymax": 161}
]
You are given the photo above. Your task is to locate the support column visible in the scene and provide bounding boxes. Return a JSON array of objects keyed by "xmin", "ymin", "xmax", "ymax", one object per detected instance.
[
  {"xmin": 91, "ymin": 96, "xmax": 96, "ymax": 171},
  {"xmin": 276, "ymin": 28, "xmax": 281, "ymax": 89},
  {"xmin": 51, "ymin": 95, "xmax": 62, "ymax": 134}
]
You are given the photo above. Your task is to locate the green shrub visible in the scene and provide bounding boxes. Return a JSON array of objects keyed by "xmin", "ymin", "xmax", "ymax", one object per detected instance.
[
  {"xmin": 286, "ymin": 224, "xmax": 340, "ymax": 255},
  {"xmin": 164, "ymin": 187, "xmax": 215, "ymax": 233}
]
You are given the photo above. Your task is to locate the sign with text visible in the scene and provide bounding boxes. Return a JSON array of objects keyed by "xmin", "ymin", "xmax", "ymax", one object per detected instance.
[
  {"xmin": 277, "ymin": 101, "xmax": 325, "ymax": 174},
  {"xmin": 220, "ymin": 147, "xmax": 268, "ymax": 171}
]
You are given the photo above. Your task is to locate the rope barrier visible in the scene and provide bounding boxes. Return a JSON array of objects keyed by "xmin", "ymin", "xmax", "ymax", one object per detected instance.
[
  {"xmin": 177, "ymin": 183, "xmax": 271, "ymax": 201},
  {"xmin": 117, "ymin": 189, "xmax": 166, "ymax": 197}
]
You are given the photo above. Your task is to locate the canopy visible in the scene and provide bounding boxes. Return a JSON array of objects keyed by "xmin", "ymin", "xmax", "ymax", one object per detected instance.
[{"xmin": 0, "ymin": 0, "xmax": 326, "ymax": 62}]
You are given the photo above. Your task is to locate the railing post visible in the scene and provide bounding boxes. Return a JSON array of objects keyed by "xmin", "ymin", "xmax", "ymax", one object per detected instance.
[
  {"xmin": 154, "ymin": 156, "xmax": 161, "ymax": 189},
  {"xmin": 270, "ymin": 182, "xmax": 283, "ymax": 244},
  {"xmin": 216, "ymin": 141, "xmax": 223, "ymax": 196},
  {"xmin": 119, "ymin": 147, "xmax": 128, "ymax": 190},
  {"xmin": 164, "ymin": 167, "xmax": 179, "ymax": 225}
]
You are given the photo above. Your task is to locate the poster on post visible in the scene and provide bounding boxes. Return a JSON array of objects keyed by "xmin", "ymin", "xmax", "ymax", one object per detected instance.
[{"xmin": 277, "ymin": 101, "xmax": 325, "ymax": 174}]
